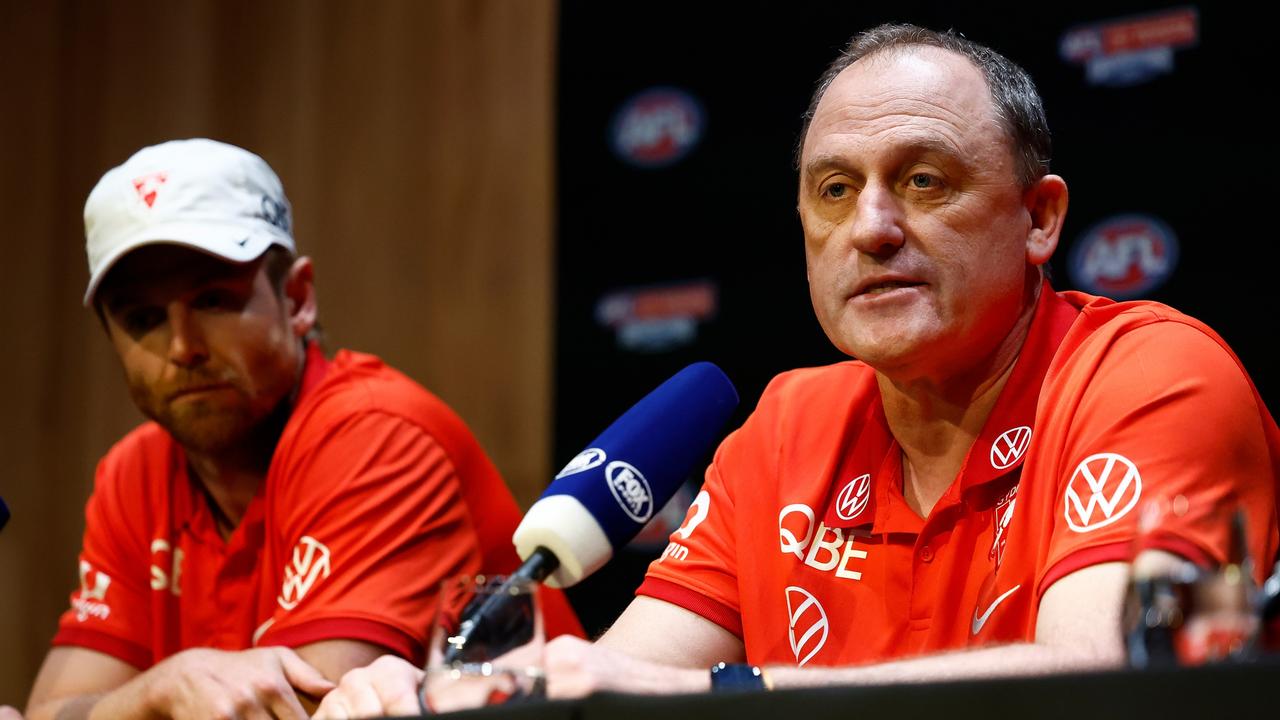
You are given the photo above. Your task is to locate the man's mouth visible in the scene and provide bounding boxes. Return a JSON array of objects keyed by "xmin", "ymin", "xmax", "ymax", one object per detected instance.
[
  {"xmin": 857, "ymin": 279, "xmax": 926, "ymax": 297},
  {"xmin": 169, "ymin": 383, "xmax": 233, "ymax": 400}
]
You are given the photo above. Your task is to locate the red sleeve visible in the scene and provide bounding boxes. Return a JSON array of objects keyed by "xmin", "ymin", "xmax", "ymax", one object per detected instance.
[
  {"xmin": 256, "ymin": 411, "xmax": 480, "ymax": 663},
  {"xmin": 637, "ymin": 426, "xmax": 747, "ymax": 637},
  {"xmin": 51, "ymin": 450, "xmax": 155, "ymax": 669},
  {"xmin": 1039, "ymin": 321, "xmax": 1279, "ymax": 596}
]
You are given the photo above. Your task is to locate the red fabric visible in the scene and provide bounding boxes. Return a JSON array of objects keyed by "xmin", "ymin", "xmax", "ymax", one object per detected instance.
[
  {"xmin": 257, "ymin": 618, "xmax": 420, "ymax": 665},
  {"xmin": 639, "ymin": 283, "xmax": 1279, "ymax": 667},
  {"xmin": 54, "ymin": 343, "xmax": 582, "ymax": 667}
]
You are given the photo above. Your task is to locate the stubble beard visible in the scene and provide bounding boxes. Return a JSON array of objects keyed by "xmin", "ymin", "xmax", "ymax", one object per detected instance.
[{"xmin": 137, "ymin": 383, "xmax": 292, "ymax": 461}]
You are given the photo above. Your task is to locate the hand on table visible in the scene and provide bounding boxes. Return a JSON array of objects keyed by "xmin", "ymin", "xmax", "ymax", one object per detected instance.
[
  {"xmin": 312, "ymin": 655, "xmax": 423, "ymax": 719},
  {"xmin": 139, "ymin": 646, "xmax": 334, "ymax": 720}
]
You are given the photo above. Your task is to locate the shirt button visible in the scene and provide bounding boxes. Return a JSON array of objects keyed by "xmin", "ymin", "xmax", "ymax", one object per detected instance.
[{"xmin": 920, "ymin": 546, "xmax": 934, "ymax": 563}]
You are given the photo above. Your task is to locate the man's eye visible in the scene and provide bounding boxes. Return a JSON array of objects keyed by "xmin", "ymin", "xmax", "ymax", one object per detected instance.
[
  {"xmin": 909, "ymin": 173, "xmax": 939, "ymax": 189},
  {"xmin": 824, "ymin": 183, "xmax": 849, "ymax": 199},
  {"xmin": 123, "ymin": 308, "xmax": 164, "ymax": 333},
  {"xmin": 193, "ymin": 290, "xmax": 231, "ymax": 310}
]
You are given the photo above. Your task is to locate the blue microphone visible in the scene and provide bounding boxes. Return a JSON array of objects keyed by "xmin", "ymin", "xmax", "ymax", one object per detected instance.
[
  {"xmin": 514, "ymin": 361, "xmax": 739, "ymax": 588},
  {"xmin": 0, "ymin": 496, "xmax": 8, "ymax": 533},
  {"xmin": 443, "ymin": 363, "xmax": 738, "ymax": 663}
]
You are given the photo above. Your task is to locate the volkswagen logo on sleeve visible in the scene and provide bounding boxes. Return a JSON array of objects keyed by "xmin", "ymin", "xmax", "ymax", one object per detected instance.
[
  {"xmin": 278, "ymin": 536, "xmax": 332, "ymax": 611},
  {"xmin": 1064, "ymin": 452, "xmax": 1143, "ymax": 532}
]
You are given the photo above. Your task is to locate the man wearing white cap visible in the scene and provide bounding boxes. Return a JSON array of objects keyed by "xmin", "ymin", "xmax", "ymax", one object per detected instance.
[{"xmin": 24, "ymin": 139, "xmax": 581, "ymax": 720}]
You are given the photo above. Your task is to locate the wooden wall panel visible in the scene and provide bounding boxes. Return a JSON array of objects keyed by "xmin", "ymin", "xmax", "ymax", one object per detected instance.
[{"xmin": 0, "ymin": 0, "xmax": 556, "ymax": 704}]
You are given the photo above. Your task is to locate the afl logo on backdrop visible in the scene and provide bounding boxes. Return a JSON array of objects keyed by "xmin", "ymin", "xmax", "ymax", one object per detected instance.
[
  {"xmin": 610, "ymin": 87, "xmax": 705, "ymax": 168},
  {"xmin": 1068, "ymin": 214, "xmax": 1179, "ymax": 299}
]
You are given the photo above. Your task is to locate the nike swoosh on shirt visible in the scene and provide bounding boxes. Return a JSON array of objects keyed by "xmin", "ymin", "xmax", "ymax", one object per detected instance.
[{"xmin": 971, "ymin": 584, "xmax": 1021, "ymax": 635}]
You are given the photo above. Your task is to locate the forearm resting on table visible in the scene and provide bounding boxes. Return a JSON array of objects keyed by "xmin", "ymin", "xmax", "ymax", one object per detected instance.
[
  {"xmin": 766, "ymin": 640, "xmax": 1125, "ymax": 689},
  {"xmin": 24, "ymin": 641, "xmax": 380, "ymax": 720},
  {"xmin": 602, "ymin": 561, "xmax": 1131, "ymax": 692}
]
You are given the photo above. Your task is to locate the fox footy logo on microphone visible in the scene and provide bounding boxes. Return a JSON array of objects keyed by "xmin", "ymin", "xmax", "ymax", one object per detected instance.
[{"xmin": 606, "ymin": 461, "xmax": 655, "ymax": 523}]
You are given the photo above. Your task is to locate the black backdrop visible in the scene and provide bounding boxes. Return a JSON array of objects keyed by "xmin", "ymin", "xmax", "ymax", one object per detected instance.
[{"xmin": 553, "ymin": 1, "xmax": 1278, "ymax": 634}]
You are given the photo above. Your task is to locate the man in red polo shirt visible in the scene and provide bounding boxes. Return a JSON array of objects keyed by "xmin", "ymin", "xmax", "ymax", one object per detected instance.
[
  {"xmin": 313, "ymin": 23, "xmax": 1278, "ymax": 716},
  {"xmin": 22, "ymin": 138, "xmax": 580, "ymax": 720}
]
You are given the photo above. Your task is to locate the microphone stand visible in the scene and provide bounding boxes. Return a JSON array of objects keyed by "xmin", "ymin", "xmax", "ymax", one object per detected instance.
[{"xmin": 442, "ymin": 547, "xmax": 560, "ymax": 664}]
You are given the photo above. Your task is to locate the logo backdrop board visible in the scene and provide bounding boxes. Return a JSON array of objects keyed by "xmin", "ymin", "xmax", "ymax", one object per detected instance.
[{"xmin": 555, "ymin": 0, "xmax": 1278, "ymax": 634}]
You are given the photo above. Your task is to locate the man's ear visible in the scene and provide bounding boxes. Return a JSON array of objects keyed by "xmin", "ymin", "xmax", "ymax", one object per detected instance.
[
  {"xmin": 283, "ymin": 256, "xmax": 317, "ymax": 338},
  {"xmin": 1024, "ymin": 174, "xmax": 1068, "ymax": 266}
]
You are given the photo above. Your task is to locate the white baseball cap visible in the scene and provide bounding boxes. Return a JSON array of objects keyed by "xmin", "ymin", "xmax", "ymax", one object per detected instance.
[{"xmin": 82, "ymin": 138, "xmax": 296, "ymax": 305}]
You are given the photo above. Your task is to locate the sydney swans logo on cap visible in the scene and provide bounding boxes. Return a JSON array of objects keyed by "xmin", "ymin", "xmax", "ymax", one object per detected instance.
[
  {"xmin": 605, "ymin": 460, "xmax": 654, "ymax": 523},
  {"xmin": 555, "ymin": 448, "xmax": 607, "ymax": 479},
  {"xmin": 132, "ymin": 172, "xmax": 168, "ymax": 209}
]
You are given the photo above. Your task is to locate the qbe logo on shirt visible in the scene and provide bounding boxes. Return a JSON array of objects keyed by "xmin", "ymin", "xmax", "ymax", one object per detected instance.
[{"xmin": 1064, "ymin": 453, "xmax": 1142, "ymax": 532}]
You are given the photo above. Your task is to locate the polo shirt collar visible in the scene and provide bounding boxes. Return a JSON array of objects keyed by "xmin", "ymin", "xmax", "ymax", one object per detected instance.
[
  {"xmin": 821, "ymin": 280, "xmax": 1078, "ymax": 534},
  {"xmin": 174, "ymin": 340, "xmax": 332, "ymax": 543}
]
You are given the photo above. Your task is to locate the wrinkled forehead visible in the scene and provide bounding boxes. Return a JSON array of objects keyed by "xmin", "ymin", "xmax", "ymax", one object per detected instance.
[
  {"xmin": 802, "ymin": 46, "xmax": 1003, "ymax": 158},
  {"xmin": 98, "ymin": 244, "xmax": 259, "ymax": 305}
]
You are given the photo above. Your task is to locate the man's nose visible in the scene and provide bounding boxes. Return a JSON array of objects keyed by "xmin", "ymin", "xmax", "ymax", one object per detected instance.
[
  {"xmin": 845, "ymin": 183, "xmax": 906, "ymax": 256},
  {"xmin": 166, "ymin": 303, "xmax": 208, "ymax": 367}
]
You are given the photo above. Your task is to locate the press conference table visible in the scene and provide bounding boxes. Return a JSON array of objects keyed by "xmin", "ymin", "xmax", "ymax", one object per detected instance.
[{"xmin": 402, "ymin": 658, "xmax": 1277, "ymax": 719}]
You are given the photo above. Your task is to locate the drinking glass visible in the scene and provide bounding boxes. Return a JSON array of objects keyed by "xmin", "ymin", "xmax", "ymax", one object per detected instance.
[
  {"xmin": 1123, "ymin": 501, "xmax": 1259, "ymax": 667},
  {"xmin": 419, "ymin": 574, "xmax": 545, "ymax": 713}
]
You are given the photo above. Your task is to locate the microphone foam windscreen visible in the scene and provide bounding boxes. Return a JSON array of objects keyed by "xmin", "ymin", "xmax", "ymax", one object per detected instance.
[{"xmin": 514, "ymin": 362, "xmax": 738, "ymax": 587}]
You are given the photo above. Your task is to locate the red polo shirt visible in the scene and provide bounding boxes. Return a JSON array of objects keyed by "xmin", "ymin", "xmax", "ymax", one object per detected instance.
[
  {"xmin": 55, "ymin": 344, "xmax": 581, "ymax": 668},
  {"xmin": 639, "ymin": 284, "xmax": 1279, "ymax": 666}
]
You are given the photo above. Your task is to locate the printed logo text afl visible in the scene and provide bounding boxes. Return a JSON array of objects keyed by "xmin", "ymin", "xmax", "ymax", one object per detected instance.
[
  {"xmin": 1068, "ymin": 214, "xmax": 1178, "ymax": 299},
  {"xmin": 610, "ymin": 87, "xmax": 705, "ymax": 168},
  {"xmin": 555, "ymin": 448, "xmax": 606, "ymax": 479},
  {"xmin": 606, "ymin": 461, "xmax": 654, "ymax": 523}
]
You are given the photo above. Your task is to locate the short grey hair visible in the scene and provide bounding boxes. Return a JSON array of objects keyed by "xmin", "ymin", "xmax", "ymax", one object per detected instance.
[{"xmin": 796, "ymin": 23, "xmax": 1052, "ymax": 188}]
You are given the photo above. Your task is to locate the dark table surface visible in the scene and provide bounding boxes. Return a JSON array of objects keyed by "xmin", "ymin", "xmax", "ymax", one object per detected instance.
[{"xmin": 392, "ymin": 657, "xmax": 1277, "ymax": 719}]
